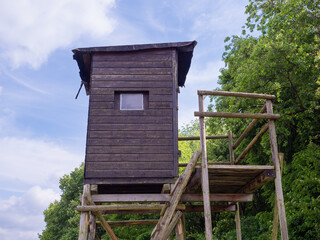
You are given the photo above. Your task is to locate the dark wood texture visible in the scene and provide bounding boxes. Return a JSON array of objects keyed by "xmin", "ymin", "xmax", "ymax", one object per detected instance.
[{"xmin": 85, "ymin": 48, "xmax": 178, "ymax": 184}]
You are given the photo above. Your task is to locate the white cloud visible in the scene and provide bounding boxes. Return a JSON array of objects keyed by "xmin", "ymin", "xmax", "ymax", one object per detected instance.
[
  {"xmin": 188, "ymin": 60, "xmax": 225, "ymax": 84},
  {"xmin": 0, "ymin": 137, "xmax": 82, "ymax": 188},
  {"xmin": 0, "ymin": 0, "xmax": 116, "ymax": 68},
  {"xmin": 0, "ymin": 186, "xmax": 60, "ymax": 240}
]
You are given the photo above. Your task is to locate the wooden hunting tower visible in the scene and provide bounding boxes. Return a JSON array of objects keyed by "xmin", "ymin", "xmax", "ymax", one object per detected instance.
[{"xmin": 73, "ymin": 41, "xmax": 197, "ymax": 189}]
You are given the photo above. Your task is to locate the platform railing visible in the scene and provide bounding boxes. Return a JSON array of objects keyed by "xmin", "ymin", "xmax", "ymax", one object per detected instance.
[{"xmin": 192, "ymin": 90, "xmax": 288, "ymax": 240}]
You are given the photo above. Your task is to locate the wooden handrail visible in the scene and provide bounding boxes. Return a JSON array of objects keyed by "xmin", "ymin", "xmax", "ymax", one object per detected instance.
[
  {"xmin": 197, "ymin": 90, "xmax": 276, "ymax": 100},
  {"xmin": 195, "ymin": 112, "xmax": 280, "ymax": 119},
  {"xmin": 178, "ymin": 135, "xmax": 235, "ymax": 141}
]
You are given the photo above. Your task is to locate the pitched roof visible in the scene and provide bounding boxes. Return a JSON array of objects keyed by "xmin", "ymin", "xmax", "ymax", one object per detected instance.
[{"xmin": 72, "ymin": 41, "xmax": 197, "ymax": 93}]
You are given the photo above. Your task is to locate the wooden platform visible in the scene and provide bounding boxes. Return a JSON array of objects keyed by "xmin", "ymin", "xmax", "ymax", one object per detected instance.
[{"xmin": 185, "ymin": 164, "xmax": 275, "ymax": 194}]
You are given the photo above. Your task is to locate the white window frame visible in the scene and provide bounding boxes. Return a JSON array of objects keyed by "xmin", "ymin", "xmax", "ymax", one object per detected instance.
[{"xmin": 120, "ymin": 93, "xmax": 144, "ymax": 110}]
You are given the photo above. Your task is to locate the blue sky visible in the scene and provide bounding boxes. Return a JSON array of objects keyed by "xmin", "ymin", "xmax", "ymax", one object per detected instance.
[{"xmin": 0, "ymin": 0, "xmax": 248, "ymax": 239}]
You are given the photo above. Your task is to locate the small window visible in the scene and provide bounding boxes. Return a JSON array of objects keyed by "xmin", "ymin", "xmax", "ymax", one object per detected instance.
[{"xmin": 120, "ymin": 93, "xmax": 144, "ymax": 110}]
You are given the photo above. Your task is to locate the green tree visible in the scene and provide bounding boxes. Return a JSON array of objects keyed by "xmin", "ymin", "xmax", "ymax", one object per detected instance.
[
  {"xmin": 211, "ymin": 0, "xmax": 320, "ymax": 238},
  {"xmin": 40, "ymin": 164, "xmax": 84, "ymax": 240}
]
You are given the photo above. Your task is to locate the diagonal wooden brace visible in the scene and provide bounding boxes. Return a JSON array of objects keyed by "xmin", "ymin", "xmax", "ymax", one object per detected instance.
[{"xmin": 151, "ymin": 151, "xmax": 200, "ymax": 240}]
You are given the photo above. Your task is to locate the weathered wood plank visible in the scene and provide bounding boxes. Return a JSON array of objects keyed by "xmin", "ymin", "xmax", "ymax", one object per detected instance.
[
  {"xmin": 92, "ymin": 54, "xmax": 171, "ymax": 62},
  {"xmin": 86, "ymin": 170, "xmax": 174, "ymax": 178},
  {"xmin": 86, "ymin": 161, "xmax": 173, "ymax": 170},
  {"xmin": 89, "ymin": 102, "xmax": 114, "ymax": 109},
  {"xmin": 149, "ymin": 102, "xmax": 173, "ymax": 109},
  {"xmin": 92, "ymin": 67, "xmax": 171, "ymax": 75},
  {"xmin": 91, "ymin": 193, "xmax": 254, "ymax": 203},
  {"xmin": 195, "ymin": 111, "xmax": 280, "ymax": 120},
  {"xmin": 228, "ymin": 131, "xmax": 235, "ymax": 164},
  {"xmin": 87, "ymin": 138, "xmax": 172, "ymax": 146},
  {"xmin": 86, "ymin": 153, "xmax": 173, "ymax": 162},
  {"xmin": 88, "ymin": 130, "xmax": 172, "ymax": 139},
  {"xmin": 197, "ymin": 90, "xmax": 276, "ymax": 100},
  {"xmin": 77, "ymin": 204, "xmax": 185, "ymax": 212},
  {"xmin": 89, "ymin": 109, "xmax": 172, "ymax": 116},
  {"xmin": 91, "ymin": 74, "xmax": 172, "ymax": 81},
  {"xmin": 92, "ymin": 61, "xmax": 172, "ymax": 68},
  {"xmin": 90, "ymin": 94, "xmax": 172, "ymax": 103},
  {"xmin": 91, "ymin": 81, "xmax": 172, "ymax": 88},
  {"xmin": 88, "ymin": 116, "xmax": 171, "ymax": 124},
  {"xmin": 90, "ymin": 87, "xmax": 172, "ymax": 95},
  {"xmin": 86, "ymin": 145, "xmax": 173, "ymax": 154}
]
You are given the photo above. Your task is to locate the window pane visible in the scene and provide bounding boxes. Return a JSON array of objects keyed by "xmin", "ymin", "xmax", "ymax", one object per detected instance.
[{"xmin": 120, "ymin": 93, "xmax": 143, "ymax": 110}]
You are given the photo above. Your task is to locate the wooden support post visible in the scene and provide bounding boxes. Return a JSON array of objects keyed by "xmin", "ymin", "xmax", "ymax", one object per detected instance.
[
  {"xmin": 162, "ymin": 211, "xmax": 183, "ymax": 240},
  {"xmin": 176, "ymin": 212, "xmax": 186, "ymax": 240},
  {"xmin": 235, "ymin": 202, "xmax": 242, "ymax": 240},
  {"xmin": 228, "ymin": 130, "xmax": 235, "ymax": 164},
  {"xmin": 83, "ymin": 184, "xmax": 118, "ymax": 240},
  {"xmin": 198, "ymin": 94, "xmax": 213, "ymax": 240},
  {"xmin": 151, "ymin": 151, "xmax": 200, "ymax": 240},
  {"xmin": 266, "ymin": 100, "xmax": 289, "ymax": 240},
  {"xmin": 88, "ymin": 212, "xmax": 96, "ymax": 240},
  {"xmin": 272, "ymin": 153, "xmax": 284, "ymax": 240},
  {"xmin": 78, "ymin": 185, "xmax": 89, "ymax": 240}
]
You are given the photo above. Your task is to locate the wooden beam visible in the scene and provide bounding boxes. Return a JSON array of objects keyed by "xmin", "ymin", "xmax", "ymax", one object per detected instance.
[
  {"xmin": 228, "ymin": 131, "xmax": 235, "ymax": 164},
  {"xmin": 179, "ymin": 162, "xmax": 231, "ymax": 167},
  {"xmin": 162, "ymin": 211, "xmax": 183, "ymax": 240},
  {"xmin": 186, "ymin": 169, "xmax": 201, "ymax": 192},
  {"xmin": 197, "ymin": 90, "xmax": 276, "ymax": 100},
  {"xmin": 198, "ymin": 94, "xmax": 213, "ymax": 240},
  {"xmin": 272, "ymin": 153, "xmax": 284, "ymax": 240},
  {"xmin": 235, "ymin": 124, "xmax": 269, "ymax": 164},
  {"xmin": 178, "ymin": 135, "xmax": 235, "ymax": 141},
  {"xmin": 152, "ymin": 151, "xmax": 200, "ymax": 240},
  {"xmin": 266, "ymin": 100, "xmax": 288, "ymax": 240},
  {"xmin": 102, "ymin": 220, "xmax": 159, "ymax": 227},
  {"xmin": 240, "ymin": 169, "xmax": 275, "ymax": 193},
  {"xmin": 78, "ymin": 186, "xmax": 89, "ymax": 240},
  {"xmin": 233, "ymin": 105, "xmax": 266, "ymax": 150},
  {"xmin": 176, "ymin": 213, "xmax": 186, "ymax": 240},
  {"xmin": 185, "ymin": 204, "xmax": 236, "ymax": 213},
  {"xmin": 77, "ymin": 204, "xmax": 186, "ymax": 212},
  {"xmin": 195, "ymin": 112, "xmax": 280, "ymax": 120},
  {"xmin": 196, "ymin": 165, "xmax": 275, "ymax": 170},
  {"xmin": 88, "ymin": 213, "xmax": 96, "ymax": 240},
  {"xmin": 83, "ymin": 184, "xmax": 118, "ymax": 240},
  {"xmin": 91, "ymin": 193, "xmax": 254, "ymax": 203},
  {"xmin": 235, "ymin": 203, "xmax": 242, "ymax": 240}
]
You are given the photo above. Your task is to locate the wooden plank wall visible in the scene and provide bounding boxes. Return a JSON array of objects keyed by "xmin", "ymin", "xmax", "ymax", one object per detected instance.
[{"xmin": 85, "ymin": 49, "xmax": 177, "ymax": 183}]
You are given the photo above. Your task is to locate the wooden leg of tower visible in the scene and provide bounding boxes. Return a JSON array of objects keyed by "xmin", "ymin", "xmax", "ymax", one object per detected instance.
[
  {"xmin": 79, "ymin": 185, "xmax": 89, "ymax": 240},
  {"xmin": 235, "ymin": 203, "xmax": 242, "ymax": 240},
  {"xmin": 198, "ymin": 94, "xmax": 213, "ymax": 240},
  {"xmin": 176, "ymin": 212, "xmax": 186, "ymax": 240},
  {"xmin": 266, "ymin": 101, "xmax": 288, "ymax": 240},
  {"xmin": 88, "ymin": 212, "xmax": 96, "ymax": 240},
  {"xmin": 272, "ymin": 153, "xmax": 284, "ymax": 240}
]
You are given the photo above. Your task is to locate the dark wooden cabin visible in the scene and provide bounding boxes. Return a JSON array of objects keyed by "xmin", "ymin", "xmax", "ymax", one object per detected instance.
[{"xmin": 73, "ymin": 41, "xmax": 197, "ymax": 191}]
